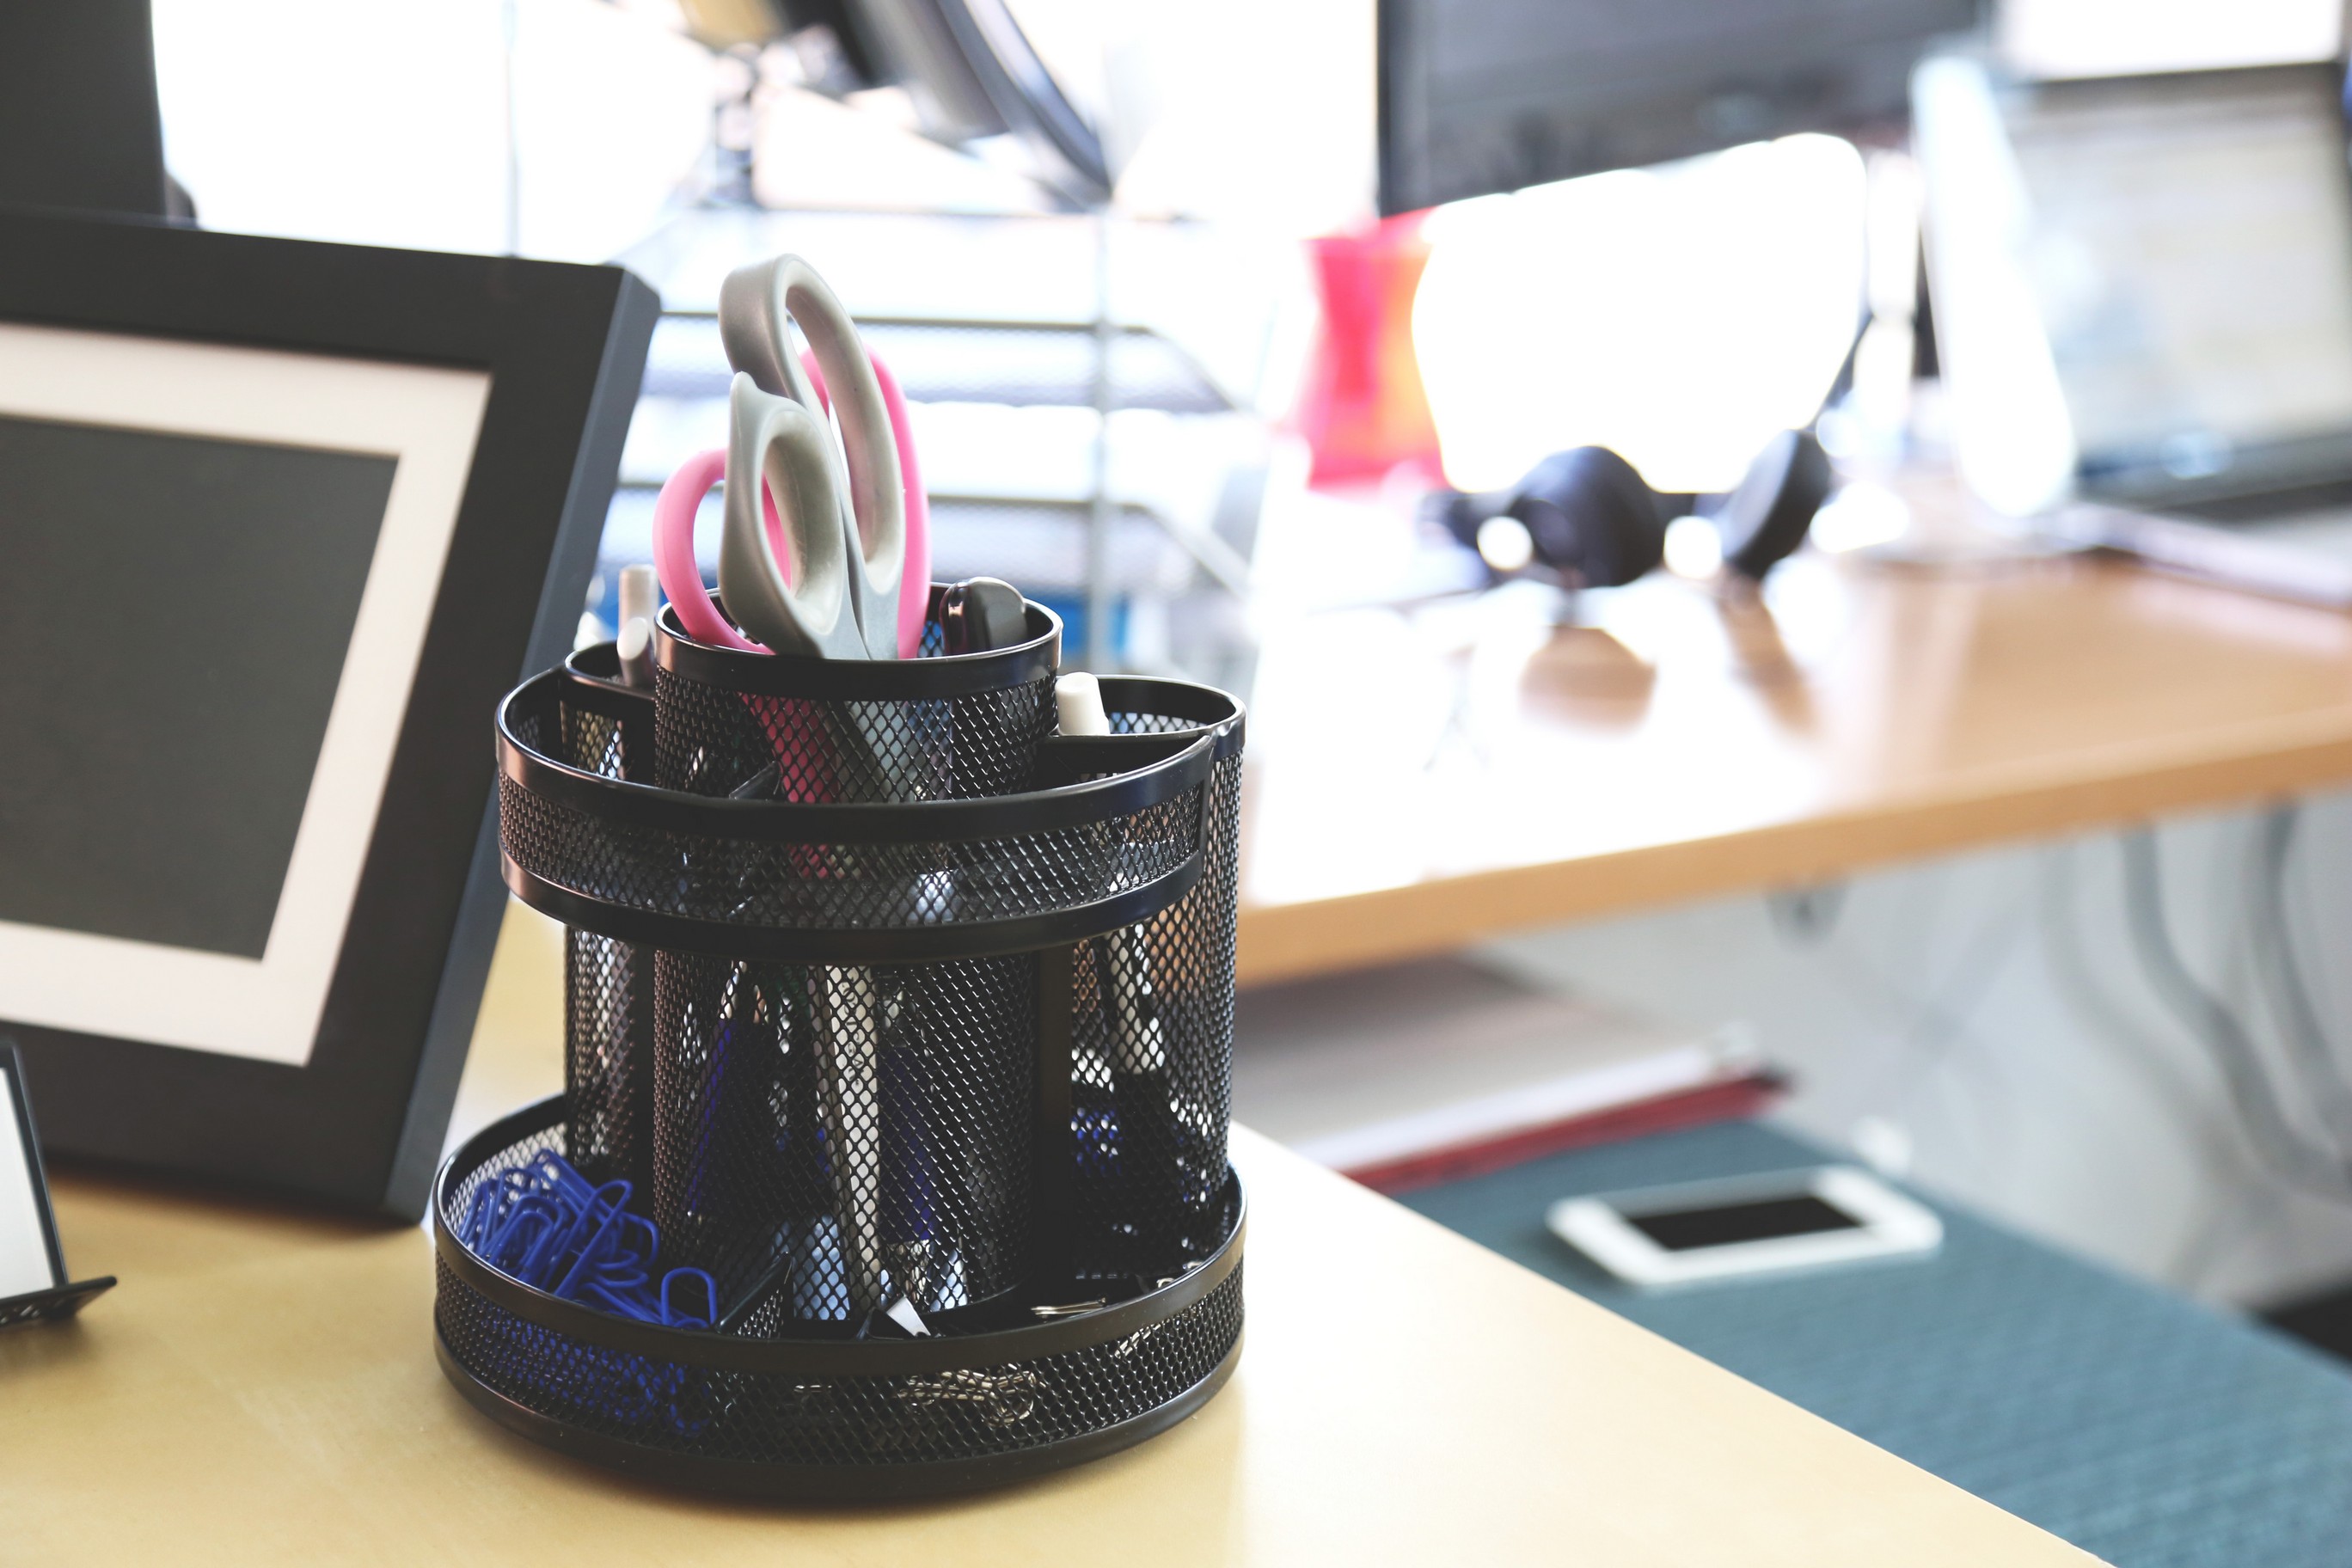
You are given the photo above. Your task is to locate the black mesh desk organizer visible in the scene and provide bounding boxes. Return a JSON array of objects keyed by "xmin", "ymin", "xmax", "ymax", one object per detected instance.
[{"xmin": 434, "ymin": 594, "xmax": 1246, "ymax": 1497}]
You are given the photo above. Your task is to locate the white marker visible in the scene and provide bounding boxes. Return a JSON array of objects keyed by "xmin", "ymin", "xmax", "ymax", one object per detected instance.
[
  {"xmin": 617, "ymin": 615, "xmax": 654, "ymax": 689},
  {"xmin": 1056, "ymin": 671, "xmax": 1110, "ymax": 736},
  {"xmin": 616, "ymin": 563, "xmax": 658, "ymax": 689}
]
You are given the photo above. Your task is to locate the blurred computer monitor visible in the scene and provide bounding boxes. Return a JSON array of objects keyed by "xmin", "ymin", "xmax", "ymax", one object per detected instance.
[
  {"xmin": 1919, "ymin": 58, "xmax": 2352, "ymax": 509},
  {"xmin": 694, "ymin": 0, "xmax": 1109, "ymax": 204},
  {"xmin": 1378, "ymin": 0, "xmax": 1981, "ymax": 213},
  {"xmin": 1916, "ymin": 56, "xmax": 2352, "ymax": 603},
  {"xmin": 1994, "ymin": 64, "xmax": 2352, "ymax": 502},
  {"xmin": 0, "ymin": 0, "xmax": 166, "ymax": 218}
]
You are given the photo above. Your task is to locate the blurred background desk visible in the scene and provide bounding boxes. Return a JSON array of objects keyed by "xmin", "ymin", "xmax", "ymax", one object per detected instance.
[{"xmin": 1237, "ymin": 545, "xmax": 2352, "ymax": 984}]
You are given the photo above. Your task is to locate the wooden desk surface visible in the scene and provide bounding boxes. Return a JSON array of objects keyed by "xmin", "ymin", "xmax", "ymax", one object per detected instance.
[
  {"xmin": 0, "ymin": 909, "xmax": 2089, "ymax": 1565},
  {"xmin": 1237, "ymin": 547, "xmax": 2352, "ymax": 984}
]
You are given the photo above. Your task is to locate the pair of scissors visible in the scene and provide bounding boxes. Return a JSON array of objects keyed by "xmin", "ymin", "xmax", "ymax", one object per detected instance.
[{"xmin": 653, "ymin": 254, "xmax": 910, "ymax": 659}]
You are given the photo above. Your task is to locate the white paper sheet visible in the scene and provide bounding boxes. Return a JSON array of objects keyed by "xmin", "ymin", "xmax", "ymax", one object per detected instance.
[{"xmin": 0, "ymin": 1073, "xmax": 58, "ymax": 1298}]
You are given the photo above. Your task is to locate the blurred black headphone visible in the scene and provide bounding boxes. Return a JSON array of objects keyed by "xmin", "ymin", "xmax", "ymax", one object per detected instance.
[{"xmin": 1424, "ymin": 430, "xmax": 1833, "ymax": 589}]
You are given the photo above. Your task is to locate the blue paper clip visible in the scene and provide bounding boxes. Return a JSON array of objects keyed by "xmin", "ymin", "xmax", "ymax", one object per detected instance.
[{"xmin": 456, "ymin": 1149, "xmax": 717, "ymax": 1331}]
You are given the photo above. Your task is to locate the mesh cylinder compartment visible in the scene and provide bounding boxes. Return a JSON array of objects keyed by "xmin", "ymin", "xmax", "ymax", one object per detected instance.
[
  {"xmin": 652, "ymin": 599, "xmax": 1056, "ymax": 805},
  {"xmin": 651, "ymin": 950, "xmax": 1039, "ymax": 1322},
  {"xmin": 1069, "ymin": 736, "xmax": 1241, "ymax": 1277},
  {"xmin": 551, "ymin": 645, "xmax": 653, "ymax": 1191},
  {"xmin": 462, "ymin": 599, "xmax": 1247, "ymax": 1494}
]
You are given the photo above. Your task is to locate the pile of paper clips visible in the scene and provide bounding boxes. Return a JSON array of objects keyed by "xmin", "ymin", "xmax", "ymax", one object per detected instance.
[{"xmin": 456, "ymin": 1149, "xmax": 718, "ymax": 1331}]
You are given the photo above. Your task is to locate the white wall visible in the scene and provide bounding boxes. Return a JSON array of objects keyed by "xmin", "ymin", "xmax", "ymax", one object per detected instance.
[
  {"xmin": 1475, "ymin": 789, "xmax": 2352, "ymax": 1308},
  {"xmin": 153, "ymin": 0, "xmax": 714, "ymax": 262}
]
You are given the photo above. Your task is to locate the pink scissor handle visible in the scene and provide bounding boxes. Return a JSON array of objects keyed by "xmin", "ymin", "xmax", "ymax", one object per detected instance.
[
  {"xmin": 651, "ymin": 448, "xmax": 760, "ymax": 651},
  {"xmin": 653, "ymin": 346, "xmax": 931, "ymax": 656}
]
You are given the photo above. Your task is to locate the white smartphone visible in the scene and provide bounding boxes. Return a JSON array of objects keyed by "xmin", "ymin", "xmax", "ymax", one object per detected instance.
[{"xmin": 1546, "ymin": 1166, "xmax": 1942, "ymax": 1289}]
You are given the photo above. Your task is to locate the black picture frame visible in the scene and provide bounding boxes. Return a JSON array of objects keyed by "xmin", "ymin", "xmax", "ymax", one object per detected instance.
[{"xmin": 0, "ymin": 209, "xmax": 658, "ymax": 1219}]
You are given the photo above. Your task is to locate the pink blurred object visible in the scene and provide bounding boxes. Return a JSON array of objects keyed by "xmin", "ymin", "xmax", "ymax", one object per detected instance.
[{"xmin": 1295, "ymin": 211, "xmax": 1445, "ymax": 491}]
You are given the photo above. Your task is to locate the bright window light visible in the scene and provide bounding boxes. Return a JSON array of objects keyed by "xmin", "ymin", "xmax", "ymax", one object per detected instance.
[
  {"xmin": 1412, "ymin": 134, "xmax": 1866, "ymax": 494},
  {"xmin": 1909, "ymin": 56, "xmax": 2078, "ymax": 517},
  {"xmin": 2000, "ymin": 0, "xmax": 2340, "ymax": 80},
  {"xmin": 1810, "ymin": 481, "xmax": 1911, "ymax": 553},
  {"xmin": 153, "ymin": 0, "xmax": 713, "ymax": 261},
  {"xmin": 1661, "ymin": 514, "xmax": 1723, "ymax": 578},
  {"xmin": 1476, "ymin": 514, "xmax": 1534, "ymax": 573}
]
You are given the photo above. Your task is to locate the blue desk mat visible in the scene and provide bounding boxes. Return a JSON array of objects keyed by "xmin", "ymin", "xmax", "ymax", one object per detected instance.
[{"xmin": 1396, "ymin": 1121, "xmax": 2352, "ymax": 1566}]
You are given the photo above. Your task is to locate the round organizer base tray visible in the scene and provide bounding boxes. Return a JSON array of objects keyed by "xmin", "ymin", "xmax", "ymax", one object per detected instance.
[
  {"xmin": 434, "ymin": 1332, "xmax": 1240, "ymax": 1501},
  {"xmin": 432, "ymin": 1098, "xmax": 1246, "ymax": 1500}
]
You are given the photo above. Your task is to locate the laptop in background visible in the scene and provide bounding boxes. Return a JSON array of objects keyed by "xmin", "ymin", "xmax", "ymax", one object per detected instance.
[{"xmin": 1916, "ymin": 58, "xmax": 2352, "ymax": 605}]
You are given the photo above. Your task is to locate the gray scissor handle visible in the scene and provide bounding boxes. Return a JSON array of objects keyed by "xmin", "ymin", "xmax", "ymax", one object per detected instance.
[
  {"xmin": 720, "ymin": 373, "xmax": 867, "ymax": 658},
  {"xmin": 717, "ymin": 255, "xmax": 903, "ymax": 658}
]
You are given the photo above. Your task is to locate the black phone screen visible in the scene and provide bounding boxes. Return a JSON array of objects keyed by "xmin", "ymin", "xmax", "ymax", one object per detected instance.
[{"xmin": 1626, "ymin": 1193, "xmax": 1864, "ymax": 1252}]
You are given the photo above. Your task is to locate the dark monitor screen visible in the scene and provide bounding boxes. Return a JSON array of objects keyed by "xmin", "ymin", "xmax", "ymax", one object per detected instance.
[
  {"xmin": 0, "ymin": 415, "xmax": 395, "ymax": 959},
  {"xmin": 1378, "ymin": 0, "xmax": 1981, "ymax": 213},
  {"xmin": 0, "ymin": 1, "xmax": 166, "ymax": 217}
]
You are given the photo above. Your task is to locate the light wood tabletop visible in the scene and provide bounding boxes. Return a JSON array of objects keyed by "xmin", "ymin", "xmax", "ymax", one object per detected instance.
[
  {"xmin": 1236, "ymin": 544, "xmax": 2352, "ymax": 985},
  {"xmin": 0, "ymin": 906, "xmax": 2091, "ymax": 1565}
]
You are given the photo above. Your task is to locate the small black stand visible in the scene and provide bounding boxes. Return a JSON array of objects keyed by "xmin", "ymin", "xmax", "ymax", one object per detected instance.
[
  {"xmin": 0, "ymin": 1043, "xmax": 116, "ymax": 1332},
  {"xmin": 0, "ymin": 1277, "xmax": 116, "ymax": 1330}
]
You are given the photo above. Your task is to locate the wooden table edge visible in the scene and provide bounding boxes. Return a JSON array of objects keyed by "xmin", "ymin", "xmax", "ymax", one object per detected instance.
[{"xmin": 1236, "ymin": 707, "xmax": 2352, "ymax": 985}]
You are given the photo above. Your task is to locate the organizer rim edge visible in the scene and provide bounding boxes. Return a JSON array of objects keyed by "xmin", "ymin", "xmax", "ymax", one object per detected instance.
[{"xmin": 431, "ymin": 1326, "xmax": 1242, "ymax": 1500}]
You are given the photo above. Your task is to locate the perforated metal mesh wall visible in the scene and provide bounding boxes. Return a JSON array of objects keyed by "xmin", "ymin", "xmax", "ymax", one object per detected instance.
[
  {"xmin": 651, "ymin": 952, "xmax": 1038, "ymax": 1321},
  {"xmin": 502, "ymin": 677, "xmax": 1234, "ymax": 1331},
  {"xmin": 653, "ymin": 665, "xmax": 1054, "ymax": 804},
  {"xmin": 499, "ymin": 769, "xmax": 1203, "ymax": 933},
  {"xmin": 437, "ymin": 1253, "xmax": 1241, "ymax": 1467},
  {"xmin": 510, "ymin": 653, "xmax": 1251, "ymax": 1335},
  {"xmin": 434, "ymin": 1119, "xmax": 1243, "ymax": 1472},
  {"xmin": 556, "ymin": 703, "xmax": 652, "ymax": 1189},
  {"xmin": 1070, "ymin": 745, "xmax": 1241, "ymax": 1278},
  {"xmin": 567, "ymin": 930, "xmax": 648, "ymax": 1188}
]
